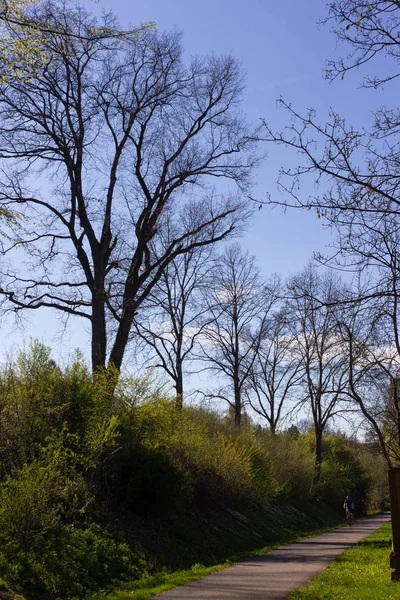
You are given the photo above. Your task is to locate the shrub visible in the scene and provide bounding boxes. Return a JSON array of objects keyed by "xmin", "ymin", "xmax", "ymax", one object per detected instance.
[
  {"xmin": 1, "ymin": 523, "xmax": 146, "ymax": 599},
  {"xmin": 254, "ymin": 430, "xmax": 314, "ymax": 504},
  {"xmin": 113, "ymin": 446, "xmax": 192, "ymax": 516},
  {"xmin": 358, "ymin": 446, "xmax": 389, "ymax": 510},
  {"xmin": 0, "ymin": 342, "xmax": 64, "ymax": 474},
  {"xmin": 0, "ymin": 344, "xmax": 389, "ymax": 599},
  {"xmin": 112, "ymin": 399, "xmax": 277, "ymax": 510},
  {"xmin": 316, "ymin": 434, "xmax": 371, "ymax": 512},
  {"xmin": 0, "ymin": 436, "xmax": 88, "ymax": 545},
  {"xmin": 0, "ymin": 343, "xmax": 105, "ymax": 478},
  {"xmin": 188, "ymin": 431, "xmax": 260, "ymax": 505}
]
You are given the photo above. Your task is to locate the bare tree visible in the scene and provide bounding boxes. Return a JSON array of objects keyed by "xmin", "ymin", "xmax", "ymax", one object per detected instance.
[
  {"xmin": 197, "ymin": 244, "xmax": 278, "ymax": 426},
  {"xmin": 262, "ymin": 0, "xmax": 400, "ymax": 465},
  {"xmin": 246, "ymin": 305, "xmax": 303, "ymax": 433},
  {"xmin": 286, "ymin": 265, "xmax": 349, "ymax": 488},
  {"xmin": 263, "ymin": 2, "xmax": 400, "ymax": 569},
  {"xmin": 0, "ymin": 2, "xmax": 261, "ymax": 376},
  {"xmin": 338, "ymin": 286, "xmax": 400, "ymax": 467},
  {"xmin": 0, "ymin": 0, "xmax": 153, "ymax": 76},
  {"xmin": 262, "ymin": 1, "xmax": 400, "ymax": 304},
  {"xmin": 133, "ymin": 219, "xmax": 218, "ymax": 407}
]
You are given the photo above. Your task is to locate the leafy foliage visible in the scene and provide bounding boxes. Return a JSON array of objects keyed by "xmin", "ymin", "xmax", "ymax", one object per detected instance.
[
  {"xmin": 0, "ymin": 342, "xmax": 388, "ymax": 598},
  {"xmin": 0, "ymin": 524, "xmax": 146, "ymax": 600}
]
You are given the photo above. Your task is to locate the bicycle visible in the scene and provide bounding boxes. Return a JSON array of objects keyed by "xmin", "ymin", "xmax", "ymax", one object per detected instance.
[{"xmin": 345, "ymin": 508, "xmax": 355, "ymax": 526}]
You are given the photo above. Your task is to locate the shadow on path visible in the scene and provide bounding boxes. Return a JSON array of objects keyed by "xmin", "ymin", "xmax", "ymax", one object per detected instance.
[{"xmin": 154, "ymin": 514, "xmax": 391, "ymax": 600}]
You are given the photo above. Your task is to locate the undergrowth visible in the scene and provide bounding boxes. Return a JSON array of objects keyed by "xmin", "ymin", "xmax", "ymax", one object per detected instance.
[{"xmin": 0, "ymin": 342, "xmax": 389, "ymax": 599}]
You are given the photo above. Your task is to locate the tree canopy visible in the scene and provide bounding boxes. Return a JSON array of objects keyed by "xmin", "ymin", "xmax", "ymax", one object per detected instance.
[{"xmin": 0, "ymin": 1, "xmax": 260, "ymax": 374}]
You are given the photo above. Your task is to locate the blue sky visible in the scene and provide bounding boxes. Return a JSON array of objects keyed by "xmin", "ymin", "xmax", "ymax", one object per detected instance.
[
  {"xmin": 1, "ymin": 0, "xmax": 395, "ymax": 362},
  {"xmin": 90, "ymin": 0, "xmax": 395, "ymax": 276}
]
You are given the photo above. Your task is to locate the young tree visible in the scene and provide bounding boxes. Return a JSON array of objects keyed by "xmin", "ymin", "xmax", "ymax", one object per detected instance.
[
  {"xmin": 246, "ymin": 304, "xmax": 302, "ymax": 434},
  {"xmin": 287, "ymin": 266, "xmax": 349, "ymax": 488},
  {"xmin": 197, "ymin": 245, "xmax": 277, "ymax": 426},
  {"xmin": 0, "ymin": 2, "xmax": 261, "ymax": 376},
  {"xmin": 133, "ymin": 237, "xmax": 216, "ymax": 407}
]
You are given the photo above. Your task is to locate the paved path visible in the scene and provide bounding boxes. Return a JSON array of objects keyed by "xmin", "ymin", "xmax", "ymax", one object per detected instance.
[{"xmin": 153, "ymin": 513, "xmax": 390, "ymax": 599}]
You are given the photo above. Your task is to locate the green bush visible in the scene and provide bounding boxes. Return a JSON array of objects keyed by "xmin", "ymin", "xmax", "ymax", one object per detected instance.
[
  {"xmin": 0, "ymin": 449, "xmax": 88, "ymax": 546},
  {"xmin": 188, "ymin": 431, "xmax": 262, "ymax": 505},
  {"xmin": 0, "ymin": 343, "xmax": 390, "ymax": 599},
  {"xmin": 113, "ymin": 446, "xmax": 192, "ymax": 516},
  {"xmin": 109, "ymin": 398, "xmax": 273, "ymax": 510},
  {"xmin": 316, "ymin": 434, "xmax": 371, "ymax": 513},
  {"xmin": 252, "ymin": 429, "xmax": 314, "ymax": 504},
  {"xmin": 0, "ymin": 342, "xmax": 64, "ymax": 475},
  {"xmin": 358, "ymin": 446, "xmax": 389, "ymax": 510},
  {"xmin": 1, "ymin": 523, "xmax": 146, "ymax": 599}
]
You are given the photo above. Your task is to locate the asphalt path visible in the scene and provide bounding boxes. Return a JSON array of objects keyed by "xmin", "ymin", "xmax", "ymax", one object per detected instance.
[{"xmin": 153, "ymin": 513, "xmax": 391, "ymax": 599}]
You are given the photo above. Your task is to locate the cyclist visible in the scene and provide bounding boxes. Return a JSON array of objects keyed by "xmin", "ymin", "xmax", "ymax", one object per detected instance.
[{"xmin": 343, "ymin": 495, "xmax": 355, "ymax": 525}]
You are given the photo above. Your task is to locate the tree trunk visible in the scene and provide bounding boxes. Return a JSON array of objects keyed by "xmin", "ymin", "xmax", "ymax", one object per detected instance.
[
  {"xmin": 234, "ymin": 382, "xmax": 241, "ymax": 426},
  {"xmin": 313, "ymin": 426, "xmax": 323, "ymax": 492},
  {"xmin": 175, "ymin": 359, "xmax": 183, "ymax": 409},
  {"xmin": 389, "ymin": 467, "xmax": 400, "ymax": 580},
  {"xmin": 233, "ymin": 303, "xmax": 241, "ymax": 426},
  {"xmin": 108, "ymin": 304, "xmax": 135, "ymax": 372},
  {"xmin": 91, "ymin": 286, "xmax": 107, "ymax": 371}
]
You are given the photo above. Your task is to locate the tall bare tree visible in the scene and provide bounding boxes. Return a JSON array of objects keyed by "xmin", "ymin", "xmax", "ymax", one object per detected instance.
[
  {"xmin": 263, "ymin": 0, "xmax": 400, "ymax": 571},
  {"xmin": 133, "ymin": 226, "xmax": 217, "ymax": 407},
  {"xmin": 197, "ymin": 244, "xmax": 278, "ymax": 426},
  {"xmin": 263, "ymin": 0, "xmax": 400, "ymax": 467},
  {"xmin": 0, "ymin": 2, "xmax": 261, "ymax": 375},
  {"xmin": 246, "ymin": 306, "xmax": 303, "ymax": 433},
  {"xmin": 287, "ymin": 266, "xmax": 348, "ymax": 487},
  {"xmin": 338, "ymin": 285, "xmax": 400, "ymax": 467},
  {"xmin": 263, "ymin": 1, "xmax": 400, "ymax": 303}
]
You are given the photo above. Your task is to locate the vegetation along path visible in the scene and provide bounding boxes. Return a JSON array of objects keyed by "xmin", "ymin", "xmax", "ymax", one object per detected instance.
[{"xmin": 153, "ymin": 514, "xmax": 390, "ymax": 599}]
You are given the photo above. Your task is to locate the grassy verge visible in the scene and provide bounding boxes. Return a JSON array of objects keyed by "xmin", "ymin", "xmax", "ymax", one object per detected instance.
[
  {"xmin": 88, "ymin": 563, "xmax": 231, "ymax": 600},
  {"xmin": 89, "ymin": 512, "xmax": 347, "ymax": 600},
  {"xmin": 88, "ymin": 542, "xmax": 288, "ymax": 600},
  {"xmin": 289, "ymin": 521, "xmax": 397, "ymax": 600},
  {"xmin": 0, "ymin": 504, "xmax": 345, "ymax": 600}
]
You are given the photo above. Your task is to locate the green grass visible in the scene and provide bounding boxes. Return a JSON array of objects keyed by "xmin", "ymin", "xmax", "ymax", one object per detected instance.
[
  {"xmin": 289, "ymin": 522, "xmax": 398, "ymax": 600},
  {"xmin": 87, "ymin": 563, "xmax": 233, "ymax": 600},
  {"xmin": 89, "ymin": 520, "xmax": 350, "ymax": 600}
]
